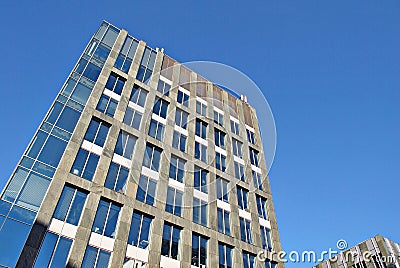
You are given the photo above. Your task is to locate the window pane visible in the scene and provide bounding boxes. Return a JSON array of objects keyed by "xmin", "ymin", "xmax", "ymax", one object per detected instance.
[
  {"xmin": 104, "ymin": 204, "xmax": 120, "ymax": 237},
  {"xmin": 67, "ymin": 190, "xmax": 87, "ymax": 225},
  {"xmin": 92, "ymin": 200, "xmax": 108, "ymax": 234},
  {"xmin": 53, "ymin": 186, "xmax": 75, "ymax": 221},
  {"xmin": 38, "ymin": 136, "xmax": 67, "ymax": 167},
  {"xmin": 82, "ymin": 153, "xmax": 100, "ymax": 181},
  {"xmin": 57, "ymin": 106, "xmax": 81, "ymax": 133},
  {"xmin": 0, "ymin": 218, "xmax": 30, "ymax": 267},
  {"xmin": 16, "ymin": 172, "xmax": 50, "ymax": 211},
  {"xmin": 82, "ymin": 246, "xmax": 98, "ymax": 268},
  {"xmin": 33, "ymin": 232, "xmax": 58, "ymax": 268},
  {"xmin": 49, "ymin": 236, "xmax": 72, "ymax": 268}
]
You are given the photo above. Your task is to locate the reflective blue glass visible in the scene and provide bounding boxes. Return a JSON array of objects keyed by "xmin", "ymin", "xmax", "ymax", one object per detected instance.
[
  {"xmin": 104, "ymin": 204, "xmax": 120, "ymax": 237},
  {"xmin": 92, "ymin": 200, "xmax": 108, "ymax": 234},
  {"xmin": 33, "ymin": 232, "xmax": 58, "ymax": 268},
  {"xmin": 82, "ymin": 246, "xmax": 97, "ymax": 268},
  {"xmin": 16, "ymin": 172, "xmax": 50, "ymax": 211},
  {"xmin": 27, "ymin": 131, "xmax": 47, "ymax": 158},
  {"xmin": 9, "ymin": 205, "xmax": 36, "ymax": 224},
  {"xmin": 93, "ymin": 43, "xmax": 110, "ymax": 62},
  {"xmin": 37, "ymin": 136, "xmax": 67, "ymax": 167},
  {"xmin": 96, "ymin": 250, "xmax": 111, "ymax": 268},
  {"xmin": 67, "ymin": 190, "xmax": 87, "ymax": 225},
  {"xmin": 2, "ymin": 168, "xmax": 29, "ymax": 203},
  {"xmin": 71, "ymin": 82, "xmax": 91, "ymax": 105},
  {"xmin": 0, "ymin": 201, "xmax": 11, "ymax": 217},
  {"xmin": 71, "ymin": 149, "xmax": 89, "ymax": 177},
  {"xmin": 82, "ymin": 153, "xmax": 100, "ymax": 181},
  {"xmin": 75, "ymin": 59, "xmax": 88, "ymax": 74},
  {"xmin": 136, "ymin": 176, "xmax": 147, "ymax": 203},
  {"xmin": 56, "ymin": 106, "xmax": 80, "ymax": 133},
  {"xmin": 49, "ymin": 236, "xmax": 72, "ymax": 268},
  {"xmin": 0, "ymin": 218, "xmax": 30, "ymax": 267},
  {"xmin": 83, "ymin": 63, "xmax": 101, "ymax": 82}
]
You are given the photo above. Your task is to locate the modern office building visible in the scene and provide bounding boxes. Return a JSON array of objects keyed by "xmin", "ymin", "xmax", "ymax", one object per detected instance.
[
  {"xmin": 315, "ymin": 235, "xmax": 400, "ymax": 268},
  {"xmin": 0, "ymin": 21, "xmax": 283, "ymax": 268}
]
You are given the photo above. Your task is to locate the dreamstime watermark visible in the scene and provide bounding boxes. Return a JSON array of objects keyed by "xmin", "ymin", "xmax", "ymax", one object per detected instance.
[{"xmin": 258, "ymin": 239, "xmax": 397, "ymax": 264}]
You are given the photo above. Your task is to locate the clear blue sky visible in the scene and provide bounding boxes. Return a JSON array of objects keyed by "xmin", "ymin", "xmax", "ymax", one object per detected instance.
[{"xmin": 0, "ymin": 1, "xmax": 399, "ymax": 267}]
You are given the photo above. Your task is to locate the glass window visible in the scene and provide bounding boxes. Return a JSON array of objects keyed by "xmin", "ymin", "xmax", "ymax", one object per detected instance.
[
  {"xmin": 217, "ymin": 208, "xmax": 231, "ymax": 235},
  {"xmin": 216, "ymin": 177, "xmax": 229, "ymax": 202},
  {"xmin": 193, "ymin": 166, "xmax": 207, "ymax": 193},
  {"xmin": 129, "ymin": 85, "xmax": 147, "ymax": 107},
  {"xmin": 96, "ymin": 94, "xmax": 118, "ymax": 117},
  {"xmin": 237, "ymin": 186, "xmax": 249, "ymax": 210},
  {"xmin": 0, "ymin": 218, "xmax": 31, "ymax": 267},
  {"xmin": 84, "ymin": 118, "xmax": 110, "ymax": 147},
  {"xmin": 37, "ymin": 135, "xmax": 67, "ymax": 168},
  {"xmin": 215, "ymin": 152, "xmax": 226, "ymax": 172},
  {"xmin": 148, "ymin": 119, "xmax": 165, "ymax": 141},
  {"xmin": 175, "ymin": 109, "xmax": 188, "ymax": 129},
  {"xmin": 240, "ymin": 218, "xmax": 252, "ymax": 244},
  {"xmin": 234, "ymin": 162, "xmax": 245, "ymax": 181},
  {"xmin": 193, "ymin": 198, "xmax": 207, "ymax": 227},
  {"xmin": 260, "ymin": 226, "xmax": 273, "ymax": 251},
  {"xmin": 214, "ymin": 110, "xmax": 224, "ymax": 126},
  {"xmin": 105, "ymin": 73, "xmax": 125, "ymax": 95},
  {"xmin": 104, "ymin": 162, "xmax": 129, "ymax": 194},
  {"xmin": 142, "ymin": 144, "xmax": 162, "ymax": 171},
  {"xmin": 157, "ymin": 80, "xmax": 171, "ymax": 96},
  {"xmin": 56, "ymin": 106, "xmax": 81, "ymax": 133},
  {"xmin": 114, "ymin": 36, "xmax": 138, "ymax": 73},
  {"xmin": 27, "ymin": 131, "xmax": 48, "ymax": 159},
  {"xmin": 177, "ymin": 90, "xmax": 189, "ymax": 107},
  {"xmin": 253, "ymin": 171, "xmax": 263, "ymax": 190},
  {"xmin": 136, "ymin": 175, "xmax": 156, "ymax": 206},
  {"xmin": 152, "ymin": 98, "xmax": 168, "ymax": 119},
  {"xmin": 136, "ymin": 47, "xmax": 156, "ymax": 84},
  {"xmin": 195, "ymin": 119, "xmax": 207, "ymax": 139},
  {"xmin": 172, "ymin": 131, "xmax": 186, "ymax": 153},
  {"xmin": 232, "ymin": 138, "xmax": 243, "ymax": 158},
  {"xmin": 115, "ymin": 131, "xmax": 137, "ymax": 159},
  {"xmin": 15, "ymin": 171, "xmax": 50, "ymax": 211},
  {"xmin": 214, "ymin": 129, "xmax": 226, "ymax": 149},
  {"xmin": 53, "ymin": 185, "xmax": 87, "ymax": 225},
  {"xmin": 249, "ymin": 148, "xmax": 259, "ymax": 167},
  {"xmin": 242, "ymin": 252, "xmax": 255, "ymax": 268},
  {"xmin": 165, "ymin": 187, "xmax": 183, "ymax": 217},
  {"xmin": 2, "ymin": 168, "xmax": 29, "ymax": 204},
  {"xmin": 218, "ymin": 243, "xmax": 233, "ymax": 268},
  {"xmin": 101, "ymin": 24, "xmax": 119, "ymax": 47},
  {"xmin": 161, "ymin": 222, "xmax": 182, "ymax": 260},
  {"xmin": 196, "ymin": 100, "xmax": 207, "ymax": 117},
  {"xmin": 70, "ymin": 82, "xmax": 92, "ymax": 105},
  {"xmin": 247, "ymin": 129, "xmax": 256, "ymax": 145},
  {"xmin": 194, "ymin": 142, "xmax": 207, "ymax": 163},
  {"xmin": 191, "ymin": 233, "xmax": 208, "ymax": 267},
  {"xmin": 81, "ymin": 246, "xmax": 111, "ymax": 268},
  {"xmin": 34, "ymin": 232, "xmax": 73, "ymax": 268},
  {"xmin": 128, "ymin": 211, "xmax": 152, "ymax": 249},
  {"xmin": 82, "ymin": 62, "xmax": 101, "ymax": 82},
  {"xmin": 70, "ymin": 149, "xmax": 100, "ymax": 181},
  {"xmin": 231, "ymin": 120, "xmax": 240, "ymax": 136},
  {"xmin": 169, "ymin": 155, "xmax": 185, "ymax": 183},
  {"xmin": 256, "ymin": 195, "xmax": 268, "ymax": 220},
  {"xmin": 123, "ymin": 107, "xmax": 142, "ymax": 130},
  {"xmin": 92, "ymin": 199, "xmax": 121, "ymax": 238}
]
